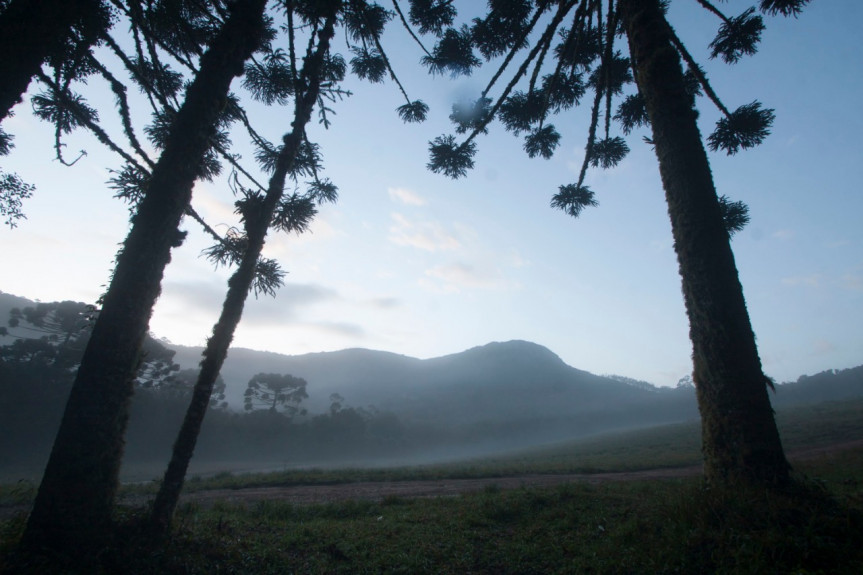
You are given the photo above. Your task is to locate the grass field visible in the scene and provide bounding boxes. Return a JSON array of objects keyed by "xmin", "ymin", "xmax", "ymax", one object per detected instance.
[{"xmin": 2, "ymin": 399, "xmax": 863, "ymax": 574}]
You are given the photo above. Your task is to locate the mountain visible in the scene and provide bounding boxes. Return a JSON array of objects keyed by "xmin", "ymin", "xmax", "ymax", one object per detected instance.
[{"xmin": 170, "ymin": 339, "xmax": 700, "ymax": 439}]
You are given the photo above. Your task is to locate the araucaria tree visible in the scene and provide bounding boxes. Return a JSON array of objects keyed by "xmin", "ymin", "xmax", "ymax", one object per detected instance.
[
  {"xmin": 20, "ymin": 0, "xmax": 270, "ymax": 555},
  {"xmin": 149, "ymin": 0, "xmax": 430, "ymax": 535},
  {"xmin": 0, "ymin": 0, "xmax": 112, "ymax": 228},
  {"xmin": 243, "ymin": 372, "xmax": 309, "ymax": 415},
  {"xmin": 420, "ymin": 0, "xmax": 810, "ymax": 486}
]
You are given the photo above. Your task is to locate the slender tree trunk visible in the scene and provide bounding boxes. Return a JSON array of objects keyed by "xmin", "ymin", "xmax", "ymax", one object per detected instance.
[
  {"xmin": 0, "ymin": 0, "xmax": 108, "ymax": 124},
  {"xmin": 20, "ymin": 0, "xmax": 267, "ymax": 557},
  {"xmin": 618, "ymin": 0, "xmax": 789, "ymax": 485},
  {"xmin": 147, "ymin": 10, "xmax": 340, "ymax": 536}
]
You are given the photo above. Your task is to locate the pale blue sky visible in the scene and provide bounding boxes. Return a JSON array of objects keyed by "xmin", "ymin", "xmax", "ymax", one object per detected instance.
[{"xmin": 1, "ymin": 1, "xmax": 861, "ymax": 386}]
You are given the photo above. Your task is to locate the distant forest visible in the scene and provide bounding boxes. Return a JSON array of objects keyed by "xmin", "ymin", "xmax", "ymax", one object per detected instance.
[{"xmin": 0, "ymin": 298, "xmax": 424, "ymax": 479}]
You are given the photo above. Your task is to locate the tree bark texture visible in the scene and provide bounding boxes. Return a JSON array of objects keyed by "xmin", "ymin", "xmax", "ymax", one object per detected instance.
[
  {"xmin": 0, "ymin": 0, "xmax": 108, "ymax": 124},
  {"xmin": 20, "ymin": 0, "xmax": 268, "ymax": 556},
  {"xmin": 618, "ymin": 0, "xmax": 789, "ymax": 485},
  {"xmin": 147, "ymin": 10, "xmax": 340, "ymax": 535}
]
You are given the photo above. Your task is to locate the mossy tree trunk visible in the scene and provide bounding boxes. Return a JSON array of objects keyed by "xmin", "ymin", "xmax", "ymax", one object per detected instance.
[
  {"xmin": 147, "ymin": 10, "xmax": 340, "ymax": 536},
  {"xmin": 20, "ymin": 0, "xmax": 268, "ymax": 557},
  {"xmin": 618, "ymin": 0, "xmax": 790, "ymax": 485},
  {"xmin": 0, "ymin": 0, "xmax": 108, "ymax": 123}
]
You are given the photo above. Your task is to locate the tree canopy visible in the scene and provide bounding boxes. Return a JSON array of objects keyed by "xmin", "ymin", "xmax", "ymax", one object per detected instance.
[{"xmin": 244, "ymin": 372, "xmax": 309, "ymax": 415}]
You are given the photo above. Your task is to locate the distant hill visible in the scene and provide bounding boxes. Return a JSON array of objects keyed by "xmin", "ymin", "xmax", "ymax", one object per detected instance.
[{"xmin": 169, "ymin": 340, "xmax": 700, "ymax": 441}]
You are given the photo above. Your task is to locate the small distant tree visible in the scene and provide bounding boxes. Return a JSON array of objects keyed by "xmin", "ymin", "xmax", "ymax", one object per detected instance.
[
  {"xmin": 329, "ymin": 392, "xmax": 345, "ymax": 415},
  {"xmin": 243, "ymin": 372, "xmax": 308, "ymax": 416}
]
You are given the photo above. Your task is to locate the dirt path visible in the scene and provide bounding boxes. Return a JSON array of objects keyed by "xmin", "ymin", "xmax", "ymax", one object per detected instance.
[
  {"xmin": 3, "ymin": 440, "xmax": 861, "ymax": 519},
  {"xmin": 126, "ymin": 438, "xmax": 863, "ymax": 509},
  {"xmin": 174, "ymin": 466, "xmax": 702, "ymax": 508}
]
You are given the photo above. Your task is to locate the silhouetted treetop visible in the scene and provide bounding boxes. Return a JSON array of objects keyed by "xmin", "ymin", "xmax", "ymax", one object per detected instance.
[{"xmin": 414, "ymin": 0, "xmax": 805, "ymax": 228}]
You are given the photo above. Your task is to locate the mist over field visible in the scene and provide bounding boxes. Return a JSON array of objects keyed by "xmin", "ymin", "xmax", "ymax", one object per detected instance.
[{"xmin": 2, "ymin": 292, "xmax": 862, "ymax": 483}]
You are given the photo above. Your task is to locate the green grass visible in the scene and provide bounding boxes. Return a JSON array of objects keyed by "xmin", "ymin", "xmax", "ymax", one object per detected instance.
[
  {"xmin": 3, "ymin": 399, "xmax": 863, "ymax": 573},
  {"xmin": 5, "ymin": 458, "xmax": 861, "ymax": 574}
]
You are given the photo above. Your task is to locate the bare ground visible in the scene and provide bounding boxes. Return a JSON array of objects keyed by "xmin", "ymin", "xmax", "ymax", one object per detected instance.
[{"xmin": 127, "ymin": 438, "xmax": 863, "ymax": 508}]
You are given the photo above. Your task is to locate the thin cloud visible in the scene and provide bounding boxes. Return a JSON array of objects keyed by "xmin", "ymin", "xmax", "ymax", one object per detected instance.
[
  {"xmin": 840, "ymin": 273, "xmax": 863, "ymax": 292},
  {"xmin": 423, "ymin": 261, "xmax": 506, "ymax": 291},
  {"xmin": 509, "ymin": 251, "xmax": 530, "ymax": 268},
  {"xmin": 811, "ymin": 339, "xmax": 837, "ymax": 356},
  {"xmin": 781, "ymin": 275, "xmax": 820, "ymax": 287},
  {"xmin": 388, "ymin": 187, "xmax": 427, "ymax": 206},
  {"xmin": 388, "ymin": 213, "xmax": 461, "ymax": 252},
  {"xmin": 163, "ymin": 280, "xmax": 339, "ymax": 328},
  {"xmin": 772, "ymin": 229, "xmax": 795, "ymax": 240},
  {"xmin": 191, "ymin": 186, "xmax": 236, "ymax": 224},
  {"xmin": 303, "ymin": 320, "xmax": 366, "ymax": 338},
  {"xmin": 368, "ymin": 297, "xmax": 401, "ymax": 309},
  {"xmin": 243, "ymin": 283, "xmax": 339, "ymax": 326}
]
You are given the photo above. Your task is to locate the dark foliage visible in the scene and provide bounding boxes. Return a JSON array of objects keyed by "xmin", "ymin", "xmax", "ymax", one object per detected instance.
[
  {"xmin": 551, "ymin": 184, "xmax": 598, "ymax": 219},
  {"xmin": 760, "ymin": 0, "xmax": 811, "ymax": 18},
  {"xmin": 542, "ymin": 71, "xmax": 586, "ymax": 112},
  {"xmin": 588, "ymin": 136, "xmax": 629, "ymax": 169},
  {"xmin": 130, "ymin": 56, "xmax": 185, "ymax": 101},
  {"xmin": 243, "ymin": 49, "xmax": 294, "ymax": 105},
  {"xmin": 614, "ymin": 93, "xmax": 649, "ymax": 135},
  {"xmin": 397, "ymin": 99, "xmax": 429, "ymax": 123},
  {"xmin": 0, "ymin": 125, "xmax": 13, "ymax": 155},
  {"xmin": 709, "ymin": 8, "xmax": 765, "ymax": 64},
  {"xmin": 499, "ymin": 90, "xmax": 546, "ymax": 135},
  {"xmin": 344, "ymin": 1, "xmax": 392, "ymax": 43},
  {"xmin": 524, "ymin": 124, "xmax": 561, "ymax": 159},
  {"xmin": 349, "ymin": 46, "xmax": 387, "ymax": 83},
  {"xmin": 554, "ymin": 25, "xmax": 602, "ymax": 70},
  {"xmin": 708, "ymin": 101, "xmax": 775, "ymax": 155},
  {"xmin": 471, "ymin": 0, "xmax": 532, "ymax": 60},
  {"xmin": 272, "ymin": 193, "xmax": 318, "ymax": 235},
  {"xmin": 718, "ymin": 195, "xmax": 751, "ymax": 237},
  {"xmin": 587, "ymin": 51, "xmax": 632, "ymax": 95},
  {"xmin": 31, "ymin": 90, "xmax": 98, "ymax": 134},
  {"xmin": 408, "ymin": 0, "xmax": 456, "ymax": 36},
  {"xmin": 108, "ymin": 164, "xmax": 150, "ymax": 208},
  {"xmin": 427, "ymin": 135, "xmax": 476, "ymax": 179},
  {"xmin": 0, "ymin": 171, "xmax": 34, "ymax": 228},
  {"xmin": 422, "ymin": 25, "xmax": 480, "ymax": 77}
]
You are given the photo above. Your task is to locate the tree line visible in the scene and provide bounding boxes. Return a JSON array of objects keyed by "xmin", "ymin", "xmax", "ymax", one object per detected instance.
[
  {"xmin": 0, "ymin": 0, "xmax": 812, "ymax": 568},
  {"xmin": 0, "ymin": 300, "xmax": 421, "ymax": 473}
]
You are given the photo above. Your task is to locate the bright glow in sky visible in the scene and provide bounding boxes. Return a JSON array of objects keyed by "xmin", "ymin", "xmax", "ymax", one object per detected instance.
[{"xmin": 1, "ymin": 2, "xmax": 861, "ymax": 386}]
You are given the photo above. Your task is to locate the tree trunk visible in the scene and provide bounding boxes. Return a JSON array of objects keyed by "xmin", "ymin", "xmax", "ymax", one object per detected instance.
[
  {"xmin": 147, "ymin": 11, "xmax": 339, "ymax": 536},
  {"xmin": 618, "ymin": 0, "xmax": 789, "ymax": 485},
  {"xmin": 0, "ymin": 0, "xmax": 108, "ymax": 124},
  {"xmin": 20, "ymin": 0, "xmax": 267, "ymax": 557}
]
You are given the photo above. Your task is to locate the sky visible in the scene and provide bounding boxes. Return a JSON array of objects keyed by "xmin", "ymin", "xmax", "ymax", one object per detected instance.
[{"xmin": 1, "ymin": 1, "xmax": 861, "ymax": 387}]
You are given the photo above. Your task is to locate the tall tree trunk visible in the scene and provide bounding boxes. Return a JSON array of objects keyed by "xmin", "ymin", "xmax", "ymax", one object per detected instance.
[
  {"xmin": 618, "ymin": 0, "xmax": 789, "ymax": 485},
  {"xmin": 147, "ymin": 10, "xmax": 340, "ymax": 536},
  {"xmin": 20, "ymin": 0, "xmax": 267, "ymax": 557},
  {"xmin": 0, "ymin": 0, "xmax": 108, "ymax": 124}
]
